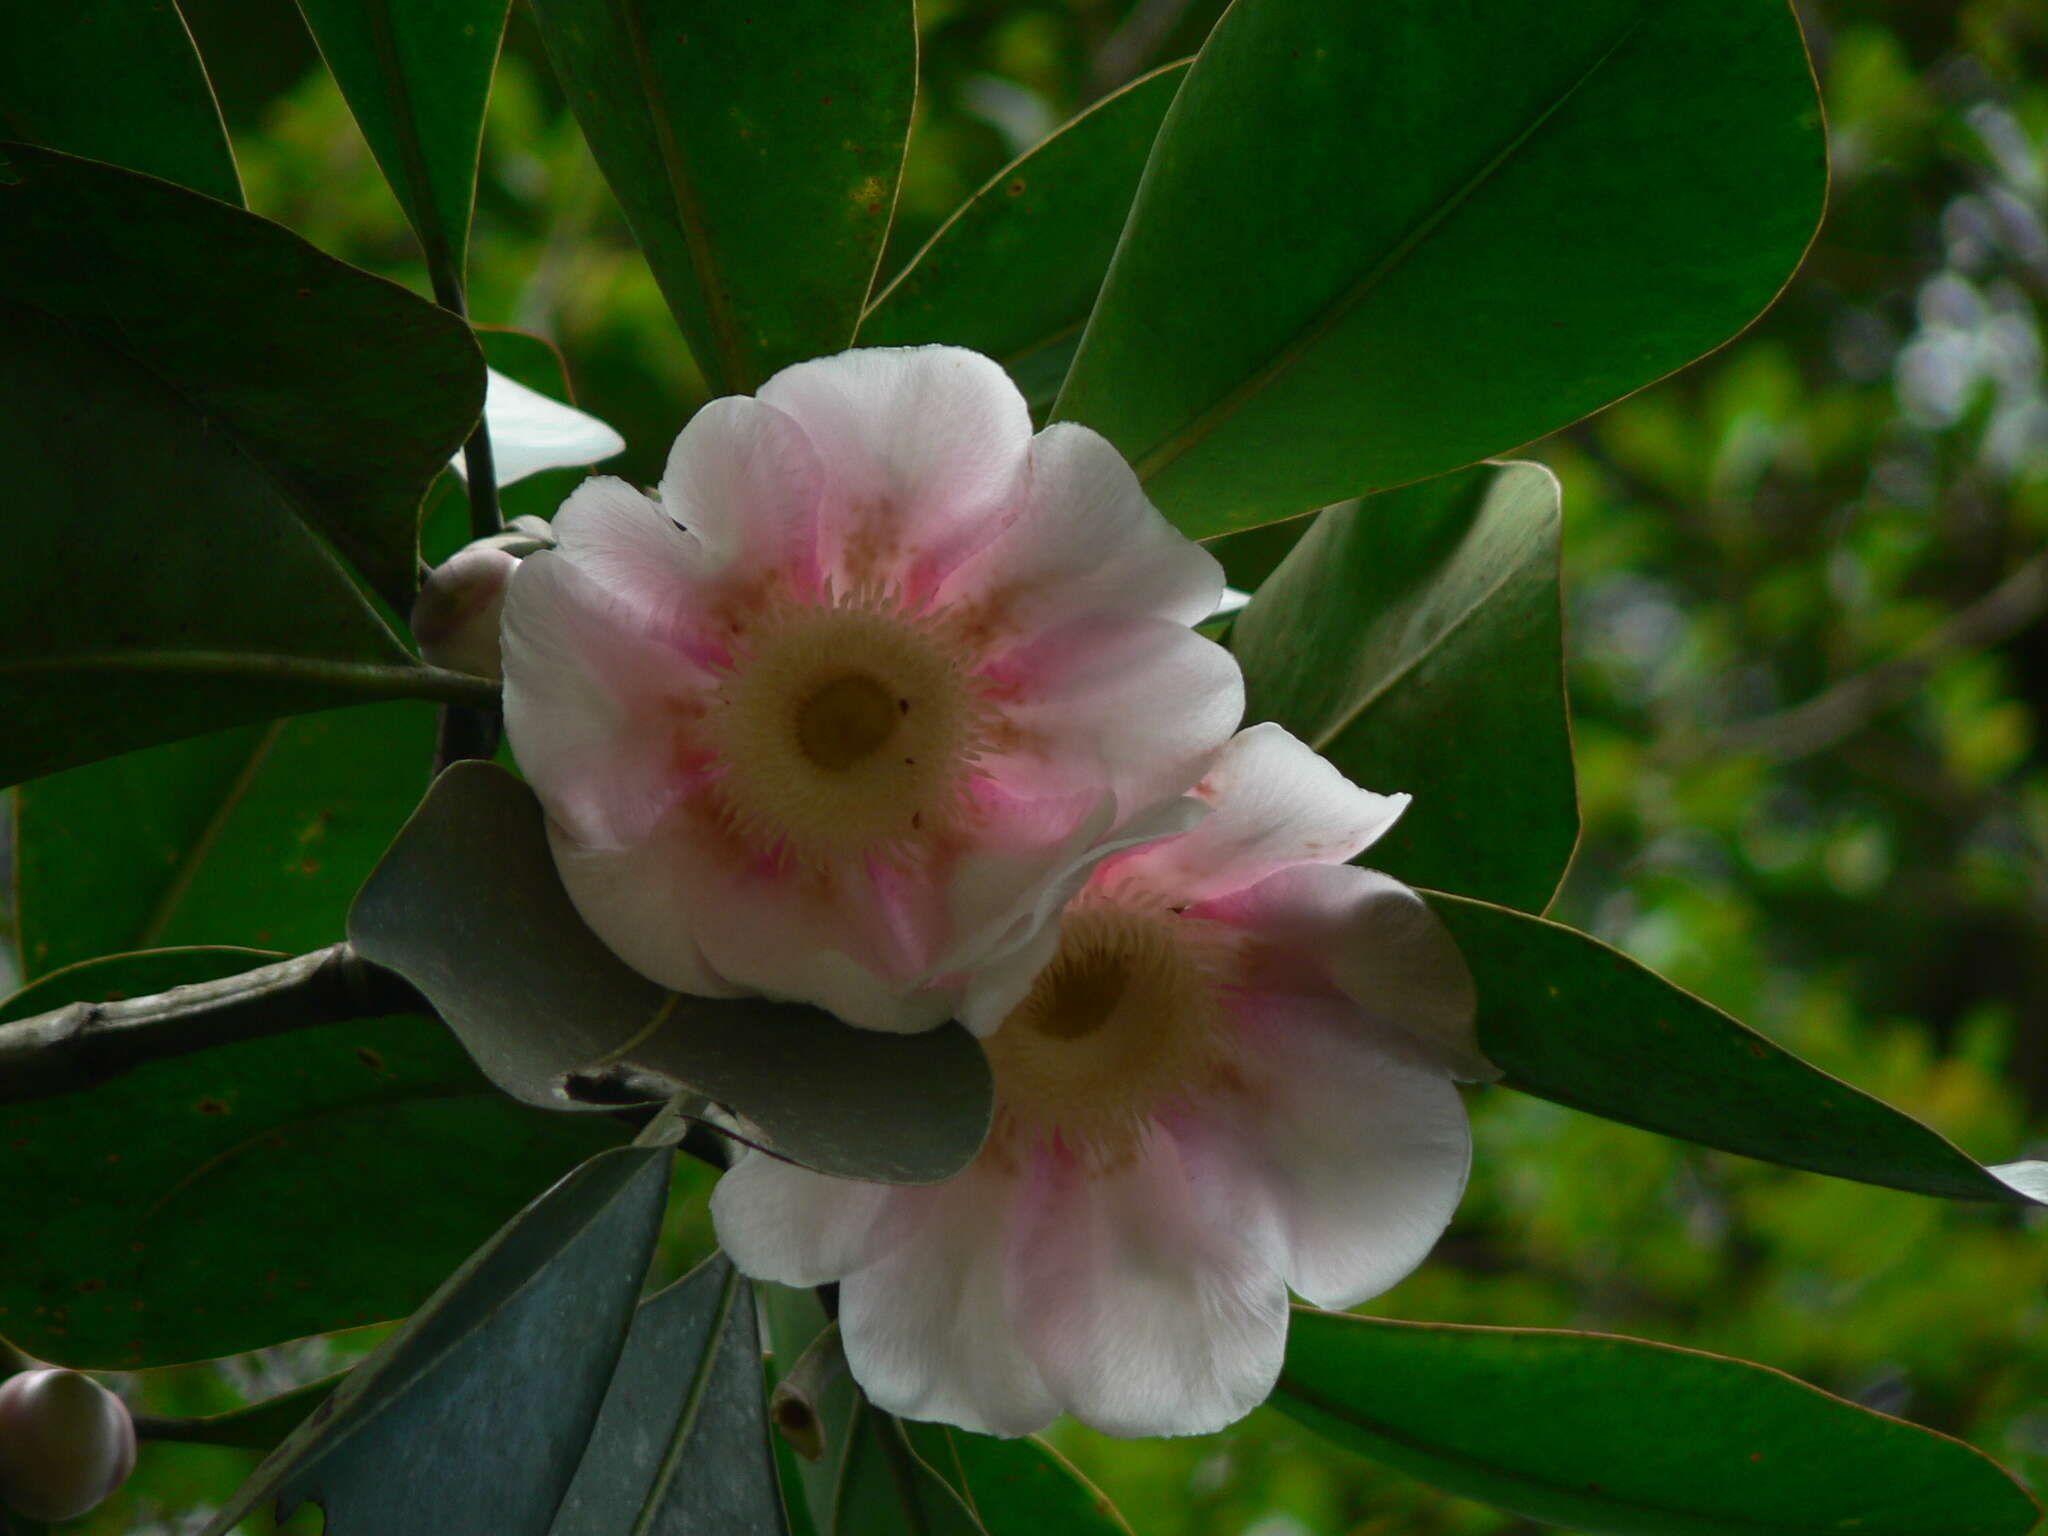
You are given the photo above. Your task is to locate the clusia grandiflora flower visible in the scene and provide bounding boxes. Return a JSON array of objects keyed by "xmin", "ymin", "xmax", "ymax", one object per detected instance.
[
  {"xmin": 500, "ymin": 346, "xmax": 1241, "ymax": 1031},
  {"xmin": 712, "ymin": 724, "xmax": 1492, "ymax": 1437}
]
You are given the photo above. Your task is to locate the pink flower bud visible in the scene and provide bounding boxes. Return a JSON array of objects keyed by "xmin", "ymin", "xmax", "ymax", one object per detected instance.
[
  {"xmin": 0, "ymin": 1368, "xmax": 137, "ymax": 1523},
  {"xmin": 412, "ymin": 544, "xmax": 521, "ymax": 680}
]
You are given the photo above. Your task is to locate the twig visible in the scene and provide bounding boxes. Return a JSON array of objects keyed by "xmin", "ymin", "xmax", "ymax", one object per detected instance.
[
  {"xmin": 0, "ymin": 945, "xmax": 422, "ymax": 1106},
  {"xmin": 1672, "ymin": 547, "xmax": 2048, "ymax": 765}
]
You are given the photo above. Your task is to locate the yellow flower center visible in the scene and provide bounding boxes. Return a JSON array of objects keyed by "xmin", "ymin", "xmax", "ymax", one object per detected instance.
[
  {"xmin": 707, "ymin": 587, "xmax": 990, "ymax": 866},
  {"xmin": 986, "ymin": 896, "xmax": 1240, "ymax": 1166}
]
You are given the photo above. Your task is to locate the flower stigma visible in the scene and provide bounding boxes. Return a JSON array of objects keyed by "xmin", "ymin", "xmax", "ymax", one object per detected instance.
[
  {"xmin": 707, "ymin": 584, "xmax": 994, "ymax": 867},
  {"xmin": 986, "ymin": 893, "xmax": 1241, "ymax": 1165}
]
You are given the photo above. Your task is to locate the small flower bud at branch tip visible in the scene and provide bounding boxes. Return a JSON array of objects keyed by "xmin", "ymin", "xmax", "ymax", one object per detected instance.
[
  {"xmin": 413, "ymin": 543, "xmax": 522, "ymax": 680},
  {"xmin": 0, "ymin": 1368, "xmax": 138, "ymax": 1523}
]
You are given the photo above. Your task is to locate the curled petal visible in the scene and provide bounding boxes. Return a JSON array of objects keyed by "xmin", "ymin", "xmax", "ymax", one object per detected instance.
[
  {"xmin": 657, "ymin": 394, "xmax": 824, "ymax": 581},
  {"xmin": 837, "ymin": 1166, "xmax": 1061, "ymax": 1438},
  {"xmin": 1010, "ymin": 1131, "xmax": 1288, "ymax": 1438},
  {"xmin": 1111, "ymin": 723, "xmax": 1407, "ymax": 905},
  {"xmin": 1174, "ymin": 995, "xmax": 1472, "ymax": 1309},
  {"xmin": 1199, "ymin": 863, "xmax": 1492, "ymax": 1081},
  {"xmin": 757, "ymin": 346, "xmax": 1034, "ymax": 598}
]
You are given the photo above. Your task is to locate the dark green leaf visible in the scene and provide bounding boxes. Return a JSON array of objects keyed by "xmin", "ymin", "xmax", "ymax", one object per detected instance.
[
  {"xmin": 205, "ymin": 1146, "xmax": 671, "ymax": 1536},
  {"xmin": 0, "ymin": 0, "xmax": 241, "ymax": 204},
  {"xmin": 901, "ymin": 1424, "xmax": 1131, "ymax": 1536},
  {"xmin": 0, "ymin": 947, "xmax": 625, "ymax": 1367},
  {"xmin": 1055, "ymin": 0, "xmax": 1826, "ymax": 538},
  {"xmin": 348, "ymin": 762, "xmax": 993, "ymax": 1184},
  {"xmin": 1233, "ymin": 463, "xmax": 1576, "ymax": 912},
  {"xmin": 860, "ymin": 62, "xmax": 1187, "ymax": 418},
  {"xmin": 0, "ymin": 147, "xmax": 490, "ymax": 787},
  {"xmin": 550, "ymin": 1255, "xmax": 786, "ymax": 1536},
  {"xmin": 1276, "ymin": 1307, "xmax": 2041, "ymax": 1536},
  {"xmin": 1435, "ymin": 894, "xmax": 2044, "ymax": 1203},
  {"xmin": 761, "ymin": 1286, "xmax": 850, "ymax": 1536},
  {"xmin": 12, "ymin": 702, "xmax": 434, "ymax": 980},
  {"xmin": 833, "ymin": 1404, "xmax": 984, "ymax": 1536},
  {"xmin": 528, "ymin": 0, "xmax": 915, "ymax": 393},
  {"xmin": 295, "ymin": 0, "xmax": 512, "ymax": 276},
  {"xmin": 141, "ymin": 1373, "xmax": 346, "ymax": 1452}
]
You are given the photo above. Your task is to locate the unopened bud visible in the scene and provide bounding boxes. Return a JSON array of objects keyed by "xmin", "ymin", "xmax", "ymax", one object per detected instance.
[
  {"xmin": 412, "ymin": 544, "xmax": 521, "ymax": 679},
  {"xmin": 0, "ymin": 1368, "xmax": 137, "ymax": 1522}
]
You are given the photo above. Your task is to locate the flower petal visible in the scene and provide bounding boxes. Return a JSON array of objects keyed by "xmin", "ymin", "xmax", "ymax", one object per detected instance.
[
  {"xmin": 1200, "ymin": 862, "xmax": 1492, "ymax": 1081},
  {"xmin": 710, "ymin": 1146, "xmax": 910, "ymax": 1287},
  {"xmin": 454, "ymin": 367, "xmax": 624, "ymax": 486},
  {"xmin": 656, "ymin": 394, "xmax": 824, "ymax": 581},
  {"xmin": 544, "ymin": 823, "xmax": 740, "ymax": 1002},
  {"xmin": 500, "ymin": 553, "xmax": 698, "ymax": 850},
  {"xmin": 1110, "ymin": 723, "xmax": 1407, "ymax": 905},
  {"xmin": 936, "ymin": 422, "xmax": 1225, "ymax": 629},
  {"xmin": 1010, "ymin": 1130, "xmax": 1288, "ymax": 1437},
  {"xmin": 756, "ymin": 346, "xmax": 1033, "ymax": 597},
  {"xmin": 992, "ymin": 616, "xmax": 1245, "ymax": 825},
  {"xmin": 836, "ymin": 1165, "xmax": 1061, "ymax": 1438},
  {"xmin": 1174, "ymin": 994, "xmax": 1471, "ymax": 1310}
]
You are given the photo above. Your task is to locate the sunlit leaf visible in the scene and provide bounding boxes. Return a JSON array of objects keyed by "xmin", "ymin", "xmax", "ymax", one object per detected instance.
[
  {"xmin": 529, "ymin": 0, "xmax": 915, "ymax": 393},
  {"xmin": 1055, "ymin": 0, "xmax": 1826, "ymax": 538},
  {"xmin": 295, "ymin": 0, "xmax": 512, "ymax": 276},
  {"xmin": 1276, "ymin": 1307, "xmax": 2041, "ymax": 1535},
  {"xmin": 0, "ymin": 948, "xmax": 625, "ymax": 1367},
  {"xmin": 0, "ymin": 146, "xmax": 489, "ymax": 788},
  {"xmin": 860, "ymin": 62, "xmax": 1188, "ymax": 417},
  {"xmin": 1436, "ymin": 894, "xmax": 2043, "ymax": 1203},
  {"xmin": 1233, "ymin": 462, "xmax": 1576, "ymax": 913},
  {"xmin": 0, "ymin": 0, "xmax": 241, "ymax": 204},
  {"xmin": 204, "ymin": 1146, "xmax": 670, "ymax": 1536},
  {"xmin": 348, "ymin": 762, "xmax": 993, "ymax": 1184}
]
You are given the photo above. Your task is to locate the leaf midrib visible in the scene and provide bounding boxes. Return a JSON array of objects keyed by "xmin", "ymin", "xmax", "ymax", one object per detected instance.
[{"xmin": 1106, "ymin": 11, "xmax": 1650, "ymax": 484}]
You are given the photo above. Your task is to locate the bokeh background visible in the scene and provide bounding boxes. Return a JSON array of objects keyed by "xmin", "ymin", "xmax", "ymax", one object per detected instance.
[{"xmin": 5, "ymin": 0, "xmax": 2045, "ymax": 1529}]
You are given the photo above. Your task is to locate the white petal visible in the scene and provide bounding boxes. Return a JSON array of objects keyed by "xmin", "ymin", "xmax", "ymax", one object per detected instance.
[
  {"xmin": 934, "ymin": 422, "xmax": 1225, "ymax": 629},
  {"xmin": 710, "ymin": 1146, "xmax": 910, "ymax": 1287},
  {"xmin": 1174, "ymin": 995, "xmax": 1471, "ymax": 1309},
  {"xmin": 1113, "ymin": 723, "xmax": 1407, "ymax": 905},
  {"xmin": 544, "ymin": 822, "xmax": 741, "ymax": 1002},
  {"xmin": 1210, "ymin": 587, "xmax": 1253, "ymax": 619},
  {"xmin": 994, "ymin": 617, "xmax": 1245, "ymax": 825},
  {"xmin": 1010, "ymin": 1130, "xmax": 1288, "ymax": 1438},
  {"xmin": 756, "ymin": 346, "xmax": 1033, "ymax": 596},
  {"xmin": 1202, "ymin": 863, "xmax": 1491, "ymax": 1081},
  {"xmin": 1989, "ymin": 1160, "xmax": 2048, "ymax": 1203},
  {"xmin": 544, "ymin": 473, "xmax": 728, "ymax": 648},
  {"xmin": 656, "ymin": 394, "xmax": 824, "ymax": 579},
  {"xmin": 454, "ymin": 367, "xmax": 625, "ymax": 486},
  {"xmin": 500, "ymin": 553, "xmax": 698, "ymax": 850},
  {"xmin": 837, "ymin": 1165, "xmax": 1061, "ymax": 1438}
]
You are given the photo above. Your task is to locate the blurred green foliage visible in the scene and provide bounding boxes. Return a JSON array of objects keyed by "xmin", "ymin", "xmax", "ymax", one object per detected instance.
[{"xmin": 21, "ymin": 0, "xmax": 2048, "ymax": 1530}]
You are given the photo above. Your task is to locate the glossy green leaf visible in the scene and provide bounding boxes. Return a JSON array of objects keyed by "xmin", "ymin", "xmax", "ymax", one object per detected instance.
[
  {"xmin": 348, "ymin": 762, "xmax": 993, "ymax": 1184},
  {"xmin": 1435, "ymin": 894, "xmax": 2044, "ymax": 1203},
  {"xmin": 1276, "ymin": 1307, "xmax": 2040, "ymax": 1535},
  {"xmin": 0, "ymin": 147, "xmax": 490, "ymax": 788},
  {"xmin": 1232, "ymin": 462, "xmax": 1576, "ymax": 912},
  {"xmin": 0, "ymin": 0, "xmax": 241, "ymax": 204},
  {"xmin": 205, "ymin": 1146, "xmax": 671, "ymax": 1536},
  {"xmin": 1055, "ymin": 0, "xmax": 1826, "ymax": 538},
  {"xmin": 550, "ymin": 1255, "xmax": 786, "ymax": 1535},
  {"xmin": 834, "ymin": 1404, "xmax": 984, "ymax": 1536},
  {"xmin": 529, "ymin": 0, "xmax": 915, "ymax": 393},
  {"xmin": 860, "ymin": 62, "xmax": 1188, "ymax": 417},
  {"xmin": 0, "ymin": 948, "xmax": 625, "ymax": 1367},
  {"xmin": 296, "ymin": 0, "xmax": 511, "ymax": 276},
  {"xmin": 12, "ymin": 702, "xmax": 435, "ymax": 980},
  {"xmin": 902, "ymin": 1424, "xmax": 1132, "ymax": 1536}
]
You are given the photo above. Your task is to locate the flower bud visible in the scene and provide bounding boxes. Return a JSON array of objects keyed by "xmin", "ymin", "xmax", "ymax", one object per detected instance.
[
  {"xmin": 412, "ymin": 544, "xmax": 521, "ymax": 680},
  {"xmin": 0, "ymin": 1368, "xmax": 137, "ymax": 1523}
]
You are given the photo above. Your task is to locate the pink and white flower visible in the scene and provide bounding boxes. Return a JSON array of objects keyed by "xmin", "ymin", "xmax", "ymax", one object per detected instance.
[
  {"xmin": 500, "ymin": 346, "xmax": 1241, "ymax": 1032},
  {"xmin": 712, "ymin": 723, "xmax": 1491, "ymax": 1438}
]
